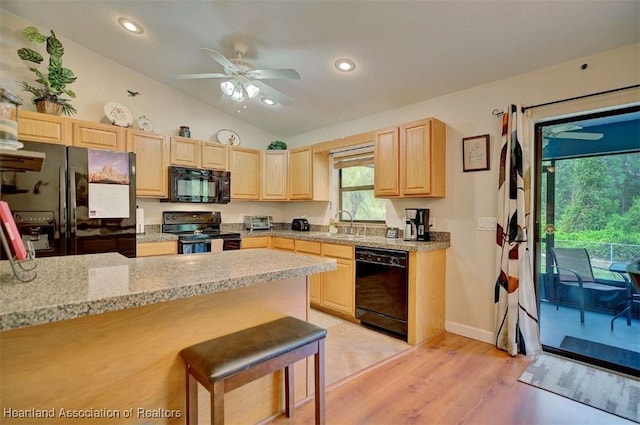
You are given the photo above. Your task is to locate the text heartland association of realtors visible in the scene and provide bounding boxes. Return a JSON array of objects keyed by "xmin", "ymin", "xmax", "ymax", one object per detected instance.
[{"xmin": 3, "ymin": 407, "xmax": 182, "ymax": 419}]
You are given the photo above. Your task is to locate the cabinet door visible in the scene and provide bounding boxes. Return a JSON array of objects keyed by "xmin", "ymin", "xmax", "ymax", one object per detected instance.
[
  {"xmin": 322, "ymin": 258, "xmax": 355, "ymax": 315},
  {"xmin": 401, "ymin": 119, "xmax": 431, "ymax": 195},
  {"xmin": 73, "ymin": 120, "xmax": 125, "ymax": 151},
  {"xmin": 230, "ymin": 147, "xmax": 260, "ymax": 200},
  {"xmin": 295, "ymin": 240, "xmax": 322, "ymax": 305},
  {"xmin": 127, "ymin": 130, "xmax": 169, "ymax": 198},
  {"xmin": 137, "ymin": 241, "xmax": 177, "ymax": 257},
  {"xmin": 289, "ymin": 147, "xmax": 312, "ymax": 200},
  {"xmin": 261, "ymin": 150, "xmax": 288, "ymax": 200},
  {"xmin": 241, "ymin": 237, "xmax": 270, "ymax": 249},
  {"xmin": 271, "ymin": 237, "xmax": 295, "ymax": 251},
  {"xmin": 202, "ymin": 142, "xmax": 229, "ymax": 170},
  {"xmin": 17, "ymin": 110, "xmax": 70, "ymax": 145},
  {"xmin": 374, "ymin": 127, "xmax": 400, "ymax": 197},
  {"xmin": 170, "ymin": 136, "xmax": 200, "ymax": 167},
  {"xmin": 401, "ymin": 118, "xmax": 446, "ymax": 197}
]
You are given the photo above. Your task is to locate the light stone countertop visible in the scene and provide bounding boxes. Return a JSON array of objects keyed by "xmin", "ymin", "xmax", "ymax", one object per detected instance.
[
  {"xmin": 136, "ymin": 230, "xmax": 450, "ymax": 251},
  {"xmin": 0, "ymin": 249, "xmax": 336, "ymax": 331}
]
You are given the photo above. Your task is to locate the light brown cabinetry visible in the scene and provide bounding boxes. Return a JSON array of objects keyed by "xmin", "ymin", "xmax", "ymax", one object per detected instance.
[
  {"xmin": 170, "ymin": 136, "xmax": 229, "ymax": 170},
  {"xmin": 230, "ymin": 146, "xmax": 261, "ymax": 200},
  {"xmin": 288, "ymin": 146, "xmax": 329, "ymax": 201},
  {"xmin": 271, "ymin": 237, "xmax": 296, "ymax": 251},
  {"xmin": 295, "ymin": 240, "xmax": 323, "ymax": 305},
  {"xmin": 374, "ymin": 118, "xmax": 446, "ymax": 198},
  {"xmin": 407, "ymin": 249, "xmax": 446, "ymax": 345},
  {"xmin": 136, "ymin": 240, "xmax": 177, "ymax": 257},
  {"xmin": 17, "ymin": 110, "xmax": 70, "ymax": 145},
  {"xmin": 241, "ymin": 237, "xmax": 270, "ymax": 249},
  {"xmin": 126, "ymin": 130, "xmax": 169, "ymax": 198},
  {"xmin": 261, "ymin": 150, "xmax": 289, "ymax": 200},
  {"xmin": 72, "ymin": 119, "xmax": 126, "ymax": 151},
  {"xmin": 319, "ymin": 243, "xmax": 355, "ymax": 317}
]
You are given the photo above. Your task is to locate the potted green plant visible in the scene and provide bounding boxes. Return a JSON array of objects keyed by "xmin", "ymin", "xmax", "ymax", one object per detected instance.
[
  {"xmin": 267, "ymin": 140, "xmax": 287, "ymax": 150},
  {"xmin": 16, "ymin": 26, "xmax": 77, "ymax": 116}
]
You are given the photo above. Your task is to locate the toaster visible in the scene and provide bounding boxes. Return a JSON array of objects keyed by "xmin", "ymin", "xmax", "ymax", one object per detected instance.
[{"xmin": 291, "ymin": 218, "xmax": 310, "ymax": 231}]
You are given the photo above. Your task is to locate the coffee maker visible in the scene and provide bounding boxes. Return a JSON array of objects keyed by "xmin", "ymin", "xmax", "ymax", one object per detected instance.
[
  {"xmin": 416, "ymin": 208, "xmax": 430, "ymax": 241},
  {"xmin": 404, "ymin": 209, "xmax": 418, "ymax": 241}
]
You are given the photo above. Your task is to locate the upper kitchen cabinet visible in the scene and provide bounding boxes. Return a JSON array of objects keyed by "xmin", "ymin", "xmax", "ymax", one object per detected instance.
[
  {"xmin": 16, "ymin": 110, "xmax": 71, "ymax": 145},
  {"xmin": 170, "ymin": 136, "xmax": 229, "ymax": 171},
  {"xmin": 230, "ymin": 146, "xmax": 261, "ymax": 200},
  {"xmin": 261, "ymin": 150, "xmax": 288, "ymax": 200},
  {"xmin": 72, "ymin": 119, "xmax": 126, "ymax": 151},
  {"xmin": 374, "ymin": 118, "xmax": 446, "ymax": 198},
  {"xmin": 288, "ymin": 146, "xmax": 329, "ymax": 201},
  {"xmin": 126, "ymin": 130, "xmax": 169, "ymax": 198}
]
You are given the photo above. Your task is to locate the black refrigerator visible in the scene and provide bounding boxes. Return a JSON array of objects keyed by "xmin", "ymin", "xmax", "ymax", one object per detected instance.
[{"xmin": 0, "ymin": 141, "xmax": 136, "ymax": 258}]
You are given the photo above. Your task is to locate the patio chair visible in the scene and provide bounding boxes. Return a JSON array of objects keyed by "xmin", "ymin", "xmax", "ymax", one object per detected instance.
[{"xmin": 550, "ymin": 247, "xmax": 626, "ymax": 325}]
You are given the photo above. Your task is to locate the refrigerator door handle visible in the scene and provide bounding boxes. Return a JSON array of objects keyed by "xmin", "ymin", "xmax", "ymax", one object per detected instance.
[
  {"xmin": 59, "ymin": 166, "xmax": 67, "ymax": 253},
  {"xmin": 69, "ymin": 166, "xmax": 77, "ymax": 241}
]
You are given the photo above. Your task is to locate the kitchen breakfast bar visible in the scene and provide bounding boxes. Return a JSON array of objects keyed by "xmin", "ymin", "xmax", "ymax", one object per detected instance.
[{"xmin": 0, "ymin": 249, "xmax": 336, "ymax": 424}]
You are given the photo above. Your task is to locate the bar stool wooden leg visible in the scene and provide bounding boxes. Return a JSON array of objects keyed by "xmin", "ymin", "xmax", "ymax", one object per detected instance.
[
  {"xmin": 284, "ymin": 364, "xmax": 295, "ymax": 417},
  {"xmin": 211, "ymin": 381, "xmax": 225, "ymax": 425},
  {"xmin": 315, "ymin": 339, "xmax": 325, "ymax": 425},
  {"xmin": 186, "ymin": 365, "xmax": 198, "ymax": 425}
]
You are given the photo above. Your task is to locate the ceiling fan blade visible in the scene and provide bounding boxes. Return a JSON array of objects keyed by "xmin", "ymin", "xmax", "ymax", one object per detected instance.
[
  {"xmin": 171, "ymin": 73, "xmax": 228, "ymax": 80},
  {"xmin": 247, "ymin": 69, "xmax": 301, "ymax": 80},
  {"xmin": 555, "ymin": 132, "xmax": 603, "ymax": 140},
  {"xmin": 251, "ymin": 80, "xmax": 294, "ymax": 106},
  {"xmin": 200, "ymin": 48, "xmax": 238, "ymax": 72}
]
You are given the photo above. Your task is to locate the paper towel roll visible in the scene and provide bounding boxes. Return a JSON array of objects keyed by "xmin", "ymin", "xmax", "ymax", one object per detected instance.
[{"xmin": 136, "ymin": 208, "xmax": 145, "ymax": 234}]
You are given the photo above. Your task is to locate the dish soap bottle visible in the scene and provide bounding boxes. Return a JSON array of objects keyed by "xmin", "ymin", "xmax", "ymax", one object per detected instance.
[{"xmin": 329, "ymin": 218, "xmax": 338, "ymax": 234}]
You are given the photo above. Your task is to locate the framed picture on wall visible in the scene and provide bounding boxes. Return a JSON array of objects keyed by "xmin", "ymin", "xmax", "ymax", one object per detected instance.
[{"xmin": 462, "ymin": 134, "xmax": 490, "ymax": 172}]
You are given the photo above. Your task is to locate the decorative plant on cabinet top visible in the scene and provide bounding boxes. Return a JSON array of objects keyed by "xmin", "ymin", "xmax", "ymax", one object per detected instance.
[{"xmin": 17, "ymin": 26, "xmax": 77, "ymax": 116}]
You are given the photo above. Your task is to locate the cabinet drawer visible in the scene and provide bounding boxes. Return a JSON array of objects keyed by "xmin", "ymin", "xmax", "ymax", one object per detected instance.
[
  {"xmin": 321, "ymin": 243, "xmax": 354, "ymax": 260},
  {"xmin": 137, "ymin": 241, "xmax": 177, "ymax": 257},
  {"xmin": 295, "ymin": 240, "xmax": 321, "ymax": 255},
  {"xmin": 241, "ymin": 237, "xmax": 270, "ymax": 249},
  {"xmin": 272, "ymin": 237, "xmax": 295, "ymax": 251}
]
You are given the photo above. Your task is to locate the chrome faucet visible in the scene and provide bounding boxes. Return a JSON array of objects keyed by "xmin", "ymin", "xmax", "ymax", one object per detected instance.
[{"xmin": 335, "ymin": 209, "xmax": 354, "ymax": 234}]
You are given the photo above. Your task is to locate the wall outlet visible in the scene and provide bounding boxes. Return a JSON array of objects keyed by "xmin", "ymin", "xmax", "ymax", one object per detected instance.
[
  {"xmin": 478, "ymin": 217, "xmax": 497, "ymax": 231},
  {"xmin": 429, "ymin": 217, "xmax": 436, "ymax": 230}
]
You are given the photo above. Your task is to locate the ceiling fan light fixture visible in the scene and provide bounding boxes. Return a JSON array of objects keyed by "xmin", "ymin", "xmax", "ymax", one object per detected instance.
[
  {"xmin": 335, "ymin": 58, "xmax": 356, "ymax": 72},
  {"xmin": 220, "ymin": 80, "xmax": 234, "ymax": 96},
  {"xmin": 246, "ymin": 83, "xmax": 260, "ymax": 99},
  {"xmin": 231, "ymin": 87, "xmax": 245, "ymax": 102},
  {"xmin": 117, "ymin": 17, "xmax": 144, "ymax": 34}
]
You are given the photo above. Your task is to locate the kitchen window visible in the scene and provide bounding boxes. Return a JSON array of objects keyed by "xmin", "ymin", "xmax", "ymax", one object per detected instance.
[{"xmin": 338, "ymin": 165, "xmax": 385, "ymax": 222}]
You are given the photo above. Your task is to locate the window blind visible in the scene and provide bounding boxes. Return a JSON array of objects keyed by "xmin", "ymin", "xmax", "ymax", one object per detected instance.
[{"xmin": 330, "ymin": 143, "xmax": 374, "ymax": 169}]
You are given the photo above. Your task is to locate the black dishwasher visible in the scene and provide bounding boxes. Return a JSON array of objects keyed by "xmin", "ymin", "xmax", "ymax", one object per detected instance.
[{"xmin": 355, "ymin": 247, "xmax": 408, "ymax": 340}]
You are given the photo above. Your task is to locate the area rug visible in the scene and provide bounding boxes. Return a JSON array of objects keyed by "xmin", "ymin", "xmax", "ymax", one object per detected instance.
[
  {"xmin": 560, "ymin": 336, "xmax": 640, "ymax": 372},
  {"xmin": 519, "ymin": 353, "xmax": 640, "ymax": 422}
]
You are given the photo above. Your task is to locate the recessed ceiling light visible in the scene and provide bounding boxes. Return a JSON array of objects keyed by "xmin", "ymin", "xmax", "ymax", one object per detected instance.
[
  {"xmin": 335, "ymin": 58, "xmax": 356, "ymax": 72},
  {"xmin": 261, "ymin": 97, "xmax": 277, "ymax": 106},
  {"xmin": 118, "ymin": 17, "xmax": 144, "ymax": 34}
]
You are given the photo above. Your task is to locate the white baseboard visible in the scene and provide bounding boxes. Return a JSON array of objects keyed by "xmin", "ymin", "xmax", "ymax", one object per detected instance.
[{"xmin": 445, "ymin": 321, "xmax": 495, "ymax": 344}]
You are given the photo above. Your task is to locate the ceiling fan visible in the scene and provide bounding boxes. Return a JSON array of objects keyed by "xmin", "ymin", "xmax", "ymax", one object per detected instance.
[
  {"xmin": 172, "ymin": 42, "xmax": 300, "ymax": 106},
  {"xmin": 542, "ymin": 124, "xmax": 604, "ymax": 141}
]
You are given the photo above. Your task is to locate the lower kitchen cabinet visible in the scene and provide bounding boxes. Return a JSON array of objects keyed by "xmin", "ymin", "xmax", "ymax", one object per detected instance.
[
  {"xmin": 241, "ymin": 237, "xmax": 270, "ymax": 249},
  {"xmin": 295, "ymin": 240, "xmax": 323, "ymax": 305},
  {"xmin": 271, "ymin": 237, "xmax": 295, "ymax": 251},
  {"xmin": 136, "ymin": 240, "xmax": 177, "ymax": 257},
  {"xmin": 319, "ymin": 243, "xmax": 355, "ymax": 317}
]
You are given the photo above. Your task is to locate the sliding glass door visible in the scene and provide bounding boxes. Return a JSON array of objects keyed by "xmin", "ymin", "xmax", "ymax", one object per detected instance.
[{"xmin": 534, "ymin": 105, "xmax": 640, "ymax": 376}]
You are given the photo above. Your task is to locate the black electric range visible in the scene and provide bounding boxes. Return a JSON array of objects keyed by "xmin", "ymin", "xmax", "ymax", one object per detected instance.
[{"xmin": 161, "ymin": 211, "xmax": 241, "ymax": 253}]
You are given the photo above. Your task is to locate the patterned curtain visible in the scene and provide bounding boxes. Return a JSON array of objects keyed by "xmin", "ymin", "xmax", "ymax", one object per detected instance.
[{"xmin": 495, "ymin": 104, "xmax": 541, "ymax": 356}]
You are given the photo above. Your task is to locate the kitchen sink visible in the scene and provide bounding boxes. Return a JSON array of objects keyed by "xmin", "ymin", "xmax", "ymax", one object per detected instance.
[{"xmin": 327, "ymin": 233, "xmax": 368, "ymax": 241}]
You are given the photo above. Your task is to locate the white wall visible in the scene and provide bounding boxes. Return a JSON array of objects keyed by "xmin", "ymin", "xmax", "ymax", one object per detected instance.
[
  {"xmin": 2, "ymin": 9, "xmax": 639, "ymax": 342},
  {"xmin": 285, "ymin": 43, "xmax": 640, "ymax": 342}
]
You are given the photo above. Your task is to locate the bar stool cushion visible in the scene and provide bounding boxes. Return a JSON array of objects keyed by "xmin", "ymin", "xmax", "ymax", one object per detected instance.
[{"xmin": 180, "ymin": 316, "xmax": 326, "ymax": 382}]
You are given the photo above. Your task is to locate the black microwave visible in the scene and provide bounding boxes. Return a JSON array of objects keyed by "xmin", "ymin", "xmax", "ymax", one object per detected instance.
[{"xmin": 166, "ymin": 166, "xmax": 230, "ymax": 204}]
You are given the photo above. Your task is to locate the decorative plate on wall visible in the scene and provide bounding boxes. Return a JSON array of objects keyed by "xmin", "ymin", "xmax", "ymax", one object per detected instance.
[
  {"xmin": 216, "ymin": 129, "xmax": 241, "ymax": 146},
  {"xmin": 104, "ymin": 102, "xmax": 133, "ymax": 127}
]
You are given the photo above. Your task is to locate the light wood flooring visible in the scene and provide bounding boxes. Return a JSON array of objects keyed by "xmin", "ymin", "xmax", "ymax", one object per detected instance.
[{"xmin": 269, "ymin": 332, "xmax": 635, "ymax": 425}]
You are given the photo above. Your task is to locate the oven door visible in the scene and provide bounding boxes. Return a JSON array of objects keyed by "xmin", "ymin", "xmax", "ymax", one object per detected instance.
[{"xmin": 178, "ymin": 238, "xmax": 212, "ymax": 254}]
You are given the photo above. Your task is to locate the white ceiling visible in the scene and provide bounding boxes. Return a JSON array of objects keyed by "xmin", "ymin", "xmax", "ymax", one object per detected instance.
[{"xmin": 2, "ymin": 1, "xmax": 639, "ymax": 138}]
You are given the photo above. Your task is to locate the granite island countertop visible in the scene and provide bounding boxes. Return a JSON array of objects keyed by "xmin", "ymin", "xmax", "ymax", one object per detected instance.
[{"xmin": 0, "ymin": 249, "xmax": 336, "ymax": 331}]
